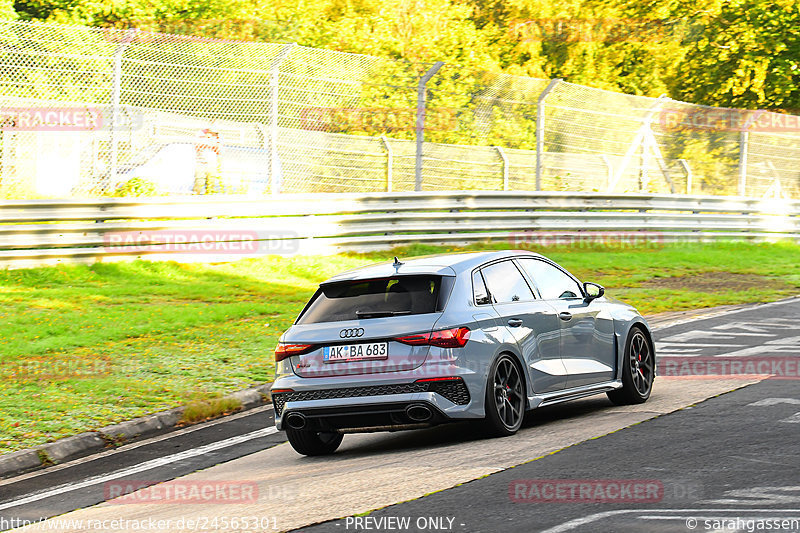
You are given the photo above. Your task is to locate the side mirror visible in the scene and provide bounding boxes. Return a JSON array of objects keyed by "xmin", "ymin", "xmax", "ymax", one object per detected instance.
[{"xmin": 583, "ymin": 282, "xmax": 605, "ymax": 301}]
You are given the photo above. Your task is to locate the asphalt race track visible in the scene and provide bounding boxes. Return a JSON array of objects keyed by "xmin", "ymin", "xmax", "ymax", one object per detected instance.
[{"xmin": 1, "ymin": 297, "xmax": 798, "ymax": 533}]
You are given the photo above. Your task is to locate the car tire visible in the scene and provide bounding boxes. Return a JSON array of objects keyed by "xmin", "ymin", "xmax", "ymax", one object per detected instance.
[
  {"xmin": 482, "ymin": 354, "xmax": 526, "ymax": 437},
  {"xmin": 286, "ymin": 428, "xmax": 343, "ymax": 456},
  {"xmin": 607, "ymin": 326, "xmax": 655, "ymax": 405}
]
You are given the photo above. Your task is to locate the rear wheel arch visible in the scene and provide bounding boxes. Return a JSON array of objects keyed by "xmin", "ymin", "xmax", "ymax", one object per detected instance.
[
  {"xmin": 476, "ymin": 348, "xmax": 529, "ymax": 416},
  {"xmin": 491, "ymin": 349, "xmax": 529, "ymax": 407},
  {"xmin": 481, "ymin": 351, "xmax": 527, "ymax": 436}
]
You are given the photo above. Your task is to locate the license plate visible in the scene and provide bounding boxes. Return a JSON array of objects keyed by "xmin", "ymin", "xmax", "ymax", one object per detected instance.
[{"xmin": 323, "ymin": 342, "xmax": 388, "ymax": 363}]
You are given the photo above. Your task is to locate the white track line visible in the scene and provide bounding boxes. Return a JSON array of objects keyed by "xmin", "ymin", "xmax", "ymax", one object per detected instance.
[
  {"xmin": 540, "ymin": 508, "xmax": 800, "ymax": 533},
  {"xmin": 652, "ymin": 296, "xmax": 800, "ymax": 331},
  {"xmin": 0, "ymin": 404, "xmax": 275, "ymax": 487},
  {"xmin": 0, "ymin": 427, "xmax": 278, "ymax": 511}
]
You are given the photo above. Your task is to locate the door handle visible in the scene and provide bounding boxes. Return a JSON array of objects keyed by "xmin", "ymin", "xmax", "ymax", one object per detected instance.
[
  {"xmin": 558, "ymin": 312, "xmax": 572, "ymax": 321},
  {"xmin": 507, "ymin": 318, "xmax": 523, "ymax": 327}
]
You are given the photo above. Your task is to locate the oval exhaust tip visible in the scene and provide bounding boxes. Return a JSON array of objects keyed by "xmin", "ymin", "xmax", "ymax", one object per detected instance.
[
  {"xmin": 406, "ymin": 404, "xmax": 433, "ymax": 422},
  {"xmin": 285, "ymin": 412, "xmax": 307, "ymax": 430}
]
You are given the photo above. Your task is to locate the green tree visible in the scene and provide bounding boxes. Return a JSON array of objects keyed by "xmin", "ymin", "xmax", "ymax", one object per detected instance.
[
  {"xmin": 672, "ymin": 0, "xmax": 800, "ymax": 110},
  {"xmin": 0, "ymin": 0, "xmax": 14, "ymax": 19}
]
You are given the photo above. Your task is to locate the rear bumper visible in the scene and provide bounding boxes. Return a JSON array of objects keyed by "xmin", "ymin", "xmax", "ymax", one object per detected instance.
[
  {"xmin": 278, "ymin": 401, "xmax": 450, "ymax": 432},
  {"xmin": 271, "ymin": 377, "xmax": 478, "ymax": 431}
]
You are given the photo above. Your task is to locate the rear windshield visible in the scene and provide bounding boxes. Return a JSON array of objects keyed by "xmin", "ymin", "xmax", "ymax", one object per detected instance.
[{"xmin": 296, "ymin": 275, "xmax": 449, "ymax": 324}]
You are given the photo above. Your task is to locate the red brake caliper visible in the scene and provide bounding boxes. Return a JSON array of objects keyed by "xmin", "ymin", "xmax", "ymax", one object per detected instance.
[{"xmin": 637, "ymin": 342, "xmax": 645, "ymax": 378}]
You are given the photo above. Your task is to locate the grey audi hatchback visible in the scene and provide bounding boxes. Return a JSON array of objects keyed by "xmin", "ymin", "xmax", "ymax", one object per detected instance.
[{"xmin": 271, "ymin": 251, "xmax": 655, "ymax": 456}]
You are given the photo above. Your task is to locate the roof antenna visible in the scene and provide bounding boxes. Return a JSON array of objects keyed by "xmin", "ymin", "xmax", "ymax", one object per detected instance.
[{"xmin": 393, "ymin": 256, "xmax": 403, "ymax": 267}]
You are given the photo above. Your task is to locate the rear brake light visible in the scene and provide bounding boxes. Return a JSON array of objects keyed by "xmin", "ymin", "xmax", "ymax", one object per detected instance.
[
  {"xmin": 393, "ymin": 332, "xmax": 431, "ymax": 345},
  {"xmin": 415, "ymin": 376, "xmax": 464, "ymax": 383},
  {"xmin": 274, "ymin": 343, "xmax": 314, "ymax": 362},
  {"xmin": 395, "ymin": 327, "xmax": 470, "ymax": 348}
]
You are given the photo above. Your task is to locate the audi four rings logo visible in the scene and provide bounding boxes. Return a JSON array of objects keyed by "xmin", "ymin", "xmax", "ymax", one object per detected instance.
[{"xmin": 339, "ymin": 328, "xmax": 365, "ymax": 338}]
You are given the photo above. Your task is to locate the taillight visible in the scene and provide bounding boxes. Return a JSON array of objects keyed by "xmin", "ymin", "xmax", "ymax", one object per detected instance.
[
  {"xmin": 430, "ymin": 327, "xmax": 471, "ymax": 348},
  {"xmin": 395, "ymin": 327, "xmax": 470, "ymax": 348},
  {"xmin": 274, "ymin": 343, "xmax": 314, "ymax": 362}
]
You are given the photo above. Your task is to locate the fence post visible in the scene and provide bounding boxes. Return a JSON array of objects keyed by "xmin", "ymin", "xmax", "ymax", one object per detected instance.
[
  {"xmin": 254, "ymin": 124, "xmax": 270, "ymax": 193},
  {"xmin": 608, "ymin": 94, "xmax": 669, "ymax": 192},
  {"xmin": 268, "ymin": 43, "xmax": 296, "ymax": 196},
  {"xmin": 380, "ymin": 135, "xmax": 393, "ymax": 192},
  {"xmin": 738, "ymin": 130, "xmax": 749, "ymax": 197},
  {"xmin": 109, "ymin": 28, "xmax": 137, "ymax": 192},
  {"xmin": 737, "ymin": 111, "xmax": 763, "ymax": 197},
  {"xmin": 414, "ymin": 61, "xmax": 444, "ymax": 192},
  {"xmin": 640, "ymin": 132, "xmax": 649, "ymax": 191},
  {"xmin": 679, "ymin": 159, "xmax": 692, "ymax": 194},
  {"xmin": 495, "ymin": 146, "xmax": 509, "ymax": 191},
  {"xmin": 600, "ymin": 155, "xmax": 613, "ymax": 190},
  {"xmin": 535, "ymin": 78, "xmax": 561, "ymax": 191}
]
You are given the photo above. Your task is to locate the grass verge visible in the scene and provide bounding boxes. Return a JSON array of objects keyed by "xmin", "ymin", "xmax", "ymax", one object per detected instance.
[
  {"xmin": 180, "ymin": 396, "xmax": 243, "ymax": 425},
  {"xmin": 1, "ymin": 240, "xmax": 799, "ymax": 454}
]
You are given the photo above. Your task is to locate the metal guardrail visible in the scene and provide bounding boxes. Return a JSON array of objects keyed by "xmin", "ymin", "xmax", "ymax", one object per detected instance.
[{"xmin": 0, "ymin": 192, "xmax": 798, "ymax": 269}]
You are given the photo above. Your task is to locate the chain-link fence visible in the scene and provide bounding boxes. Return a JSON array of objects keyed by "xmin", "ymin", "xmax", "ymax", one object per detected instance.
[{"xmin": 1, "ymin": 19, "xmax": 798, "ymax": 199}]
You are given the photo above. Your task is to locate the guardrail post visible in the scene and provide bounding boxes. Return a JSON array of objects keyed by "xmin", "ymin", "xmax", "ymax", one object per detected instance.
[
  {"xmin": 380, "ymin": 135, "xmax": 393, "ymax": 192},
  {"xmin": 535, "ymin": 78, "xmax": 561, "ymax": 191},
  {"xmin": 495, "ymin": 146, "xmax": 509, "ymax": 191},
  {"xmin": 268, "ymin": 43, "xmax": 296, "ymax": 195},
  {"xmin": 109, "ymin": 28, "xmax": 137, "ymax": 192},
  {"xmin": 415, "ymin": 62, "xmax": 444, "ymax": 192}
]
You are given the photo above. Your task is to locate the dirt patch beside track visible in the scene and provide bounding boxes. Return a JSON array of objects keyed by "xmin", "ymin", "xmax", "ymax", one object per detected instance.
[{"xmin": 642, "ymin": 272, "xmax": 794, "ymax": 292}]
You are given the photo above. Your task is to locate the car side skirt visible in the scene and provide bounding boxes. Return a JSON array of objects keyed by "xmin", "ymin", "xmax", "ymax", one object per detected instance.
[{"xmin": 528, "ymin": 380, "xmax": 623, "ymax": 409}]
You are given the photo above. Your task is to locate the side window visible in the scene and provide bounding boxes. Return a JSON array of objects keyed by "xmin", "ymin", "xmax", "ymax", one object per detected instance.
[
  {"xmin": 472, "ymin": 270, "xmax": 491, "ymax": 305},
  {"xmin": 517, "ymin": 258, "xmax": 583, "ymax": 300},
  {"xmin": 480, "ymin": 261, "xmax": 535, "ymax": 304}
]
